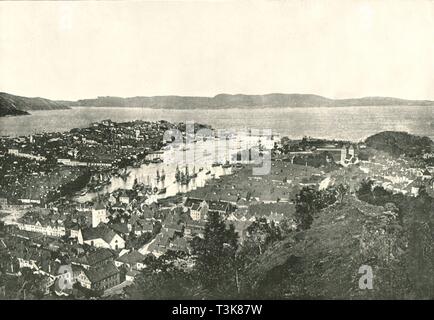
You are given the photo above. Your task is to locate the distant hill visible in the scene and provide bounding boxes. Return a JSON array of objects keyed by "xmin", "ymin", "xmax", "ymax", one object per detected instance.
[
  {"xmin": 1, "ymin": 92, "xmax": 434, "ymax": 117},
  {"xmin": 0, "ymin": 94, "xmax": 29, "ymax": 117},
  {"xmin": 0, "ymin": 92, "xmax": 71, "ymax": 117},
  {"xmin": 76, "ymin": 94, "xmax": 434, "ymax": 109},
  {"xmin": 365, "ymin": 131, "xmax": 433, "ymax": 157}
]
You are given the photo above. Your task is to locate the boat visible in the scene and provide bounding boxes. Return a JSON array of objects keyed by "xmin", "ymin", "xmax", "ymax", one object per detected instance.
[
  {"xmin": 198, "ymin": 167, "xmax": 204, "ymax": 172},
  {"xmin": 94, "ymin": 184, "xmax": 104, "ymax": 192},
  {"xmin": 222, "ymin": 161, "xmax": 231, "ymax": 168},
  {"xmin": 120, "ymin": 171, "xmax": 130, "ymax": 180},
  {"xmin": 79, "ymin": 188, "xmax": 88, "ymax": 196},
  {"xmin": 151, "ymin": 158, "xmax": 163, "ymax": 164},
  {"xmin": 161, "ymin": 169, "xmax": 166, "ymax": 181},
  {"xmin": 212, "ymin": 162, "xmax": 221, "ymax": 167},
  {"xmin": 132, "ymin": 162, "xmax": 141, "ymax": 168},
  {"xmin": 205, "ymin": 170, "xmax": 211, "ymax": 175}
]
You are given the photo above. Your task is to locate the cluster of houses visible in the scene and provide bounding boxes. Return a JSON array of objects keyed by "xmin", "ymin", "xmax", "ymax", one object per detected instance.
[
  {"xmin": 359, "ymin": 158, "xmax": 434, "ymax": 197},
  {"xmin": 0, "ymin": 186, "xmax": 299, "ymax": 298}
]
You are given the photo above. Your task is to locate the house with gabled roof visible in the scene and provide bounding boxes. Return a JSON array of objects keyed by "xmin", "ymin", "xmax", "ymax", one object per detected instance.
[
  {"xmin": 74, "ymin": 261, "xmax": 120, "ymax": 291},
  {"xmin": 78, "ymin": 225, "xmax": 125, "ymax": 250},
  {"xmin": 422, "ymin": 168, "xmax": 432, "ymax": 180},
  {"xmin": 71, "ymin": 247, "xmax": 115, "ymax": 270},
  {"xmin": 114, "ymin": 250, "xmax": 146, "ymax": 270}
]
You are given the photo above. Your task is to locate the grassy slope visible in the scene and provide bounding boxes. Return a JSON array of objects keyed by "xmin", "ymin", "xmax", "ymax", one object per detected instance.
[{"xmin": 243, "ymin": 195, "xmax": 408, "ymax": 299}]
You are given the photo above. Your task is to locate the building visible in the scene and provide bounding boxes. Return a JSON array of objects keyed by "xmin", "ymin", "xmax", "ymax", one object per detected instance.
[
  {"xmin": 78, "ymin": 225, "xmax": 126, "ymax": 250},
  {"xmin": 114, "ymin": 250, "xmax": 146, "ymax": 271},
  {"xmin": 71, "ymin": 248, "xmax": 115, "ymax": 270},
  {"xmin": 17, "ymin": 214, "xmax": 66, "ymax": 237},
  {"xmin": 422, "ymin": 169, "xmax": 432, "ymax": 181},
  {"xmin": 183, "ymin": 197, "xmax": 234, "ymax": 220},
  {"xmin": 91, "ymin": 201, "xmax": 108, "ymax": 228},
  {"xmin": 0, "ymin": 198, "xmax": 7, "ymax": 209},
  {"xmin": 74, "ymin": 262, "xmax": 120, "ymax": 291},
  {"xmin": 119, "ymin": 190, "xmax": 132, "ymax": 205},
  {"xmin": 8, "ymin": 148, "xmax": 46, "ymax": 161},
  {"xmin": 340, "ymin": 145, "xmax": 357, "ymax": 166},
  {"xmin": 190, "ymin": 200, "xmax": 209, "ymax": 221}
]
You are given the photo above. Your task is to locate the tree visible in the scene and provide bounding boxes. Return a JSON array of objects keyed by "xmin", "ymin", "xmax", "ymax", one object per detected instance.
[
  {"xmin": 336, "ymin": 184, "xmax": 348, "ymax": 203},
  {"xmin": 294, "ymin": 188, "xmax": 316, "ymax": 230},
  {"xmin": 191, "ymin": 211, "xmax": 239, "ymax": 298},
  {"xmin": 405, "ymin": 193, "xmax": 434, "ymax": 298},
  {"xmin": 243, "ymin": 218, "xmax": 282, "ymax": 255},
  {"xmin": 125, "ymin": 251, "xmax": 196, "ymax": 299}
]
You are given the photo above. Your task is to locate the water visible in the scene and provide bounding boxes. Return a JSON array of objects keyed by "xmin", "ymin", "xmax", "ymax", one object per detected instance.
[
  {"xmin": 0, "ymin": 105, "xmax": 433, "ymax": 141},
  {"xmin": 1, "ymin": 105, "xmax": 432, "ymax": 203},
  {"xmin": 76, "ymin": 131, "xmax": 273, "ymax": 203}
]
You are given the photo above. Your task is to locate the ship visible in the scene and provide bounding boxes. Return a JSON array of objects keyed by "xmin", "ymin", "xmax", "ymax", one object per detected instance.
[
  {"xmin": 191, "ymin": 166, "xmax": 198, "ymax": 178},
  {"xmin": 180, "ymin": 166, "xmax": 191, "ymax": 185},
  {"xmin": 175, "ymin": 166, "xmax": 181, "ymax": 182}
]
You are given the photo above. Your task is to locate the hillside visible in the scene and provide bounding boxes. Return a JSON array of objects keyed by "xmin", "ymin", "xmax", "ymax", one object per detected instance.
[
  {"xmin": 242, "ymin": 195, "xmax": 411, "ymax": 299},
  {"xmin": 1, "ymin": 92, "xmax": 433, "ymax": 116},
  {"xmin": 2, "ymin": 91, "xmax": 433, "ymax": 117},
  {"xmin": 365, "ymin": 131, "xmax": 433, "ymax": 157},
  {"xmin": 76, "ymin": 94, "xmax": 434, "ymax": 109},
  {"xmin": 0, "ymin": 94, "xmax": 29, "ymax": 117},
  {"xmin": 0, "ymin": 92, "xmax": 71, "ymax": 117}
]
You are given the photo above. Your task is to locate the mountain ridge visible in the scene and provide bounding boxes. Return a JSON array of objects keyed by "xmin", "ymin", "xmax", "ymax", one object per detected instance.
[
  {"xmin": 1, "ymin": 91, "xmax": 434, "ymax": 117},
  {"xmin": 0, "ymin": 92, "xmax": 71, "ymax": 117},
  {"xmin": 74, "ymin": 93, "xmax": 434, "ymax": 109}
]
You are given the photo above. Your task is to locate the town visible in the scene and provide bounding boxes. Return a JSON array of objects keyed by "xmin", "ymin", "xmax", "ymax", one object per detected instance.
[{"xmin": 0, "ymin": 120, "xmax": 433, "ymax": 299}]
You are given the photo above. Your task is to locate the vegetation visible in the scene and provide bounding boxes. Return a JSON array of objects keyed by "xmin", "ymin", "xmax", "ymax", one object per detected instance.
[
  {"xmin": 191, "ymin": 211, "xmax": 240, "ymax": 298},
  {"xmin": 365, "ymin": 131, "xmax": 432, "ymax": 157},
  {"xmin": 0, "ymin": 92, "xmax": 70, "ymax": 117},
  {"xmin": 294, "ymin": 186, "xmax": 339, "ymax": 230}
]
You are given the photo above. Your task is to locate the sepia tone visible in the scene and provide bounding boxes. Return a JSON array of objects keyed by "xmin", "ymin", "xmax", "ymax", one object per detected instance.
[{"xmin": 0, "ymin": 0, "xmax": 433, "ymax": 300}]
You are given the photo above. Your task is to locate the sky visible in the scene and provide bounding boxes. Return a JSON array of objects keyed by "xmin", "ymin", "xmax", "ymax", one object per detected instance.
[{"xmin": 0, "ymin": 0, "xmax": 433, "ymax": 101}]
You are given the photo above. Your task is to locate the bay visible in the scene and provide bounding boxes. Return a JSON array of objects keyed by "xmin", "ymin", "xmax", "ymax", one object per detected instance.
[{"xmin": 0, "ymin": 105, "xmax": 432, "ymax": 141}]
